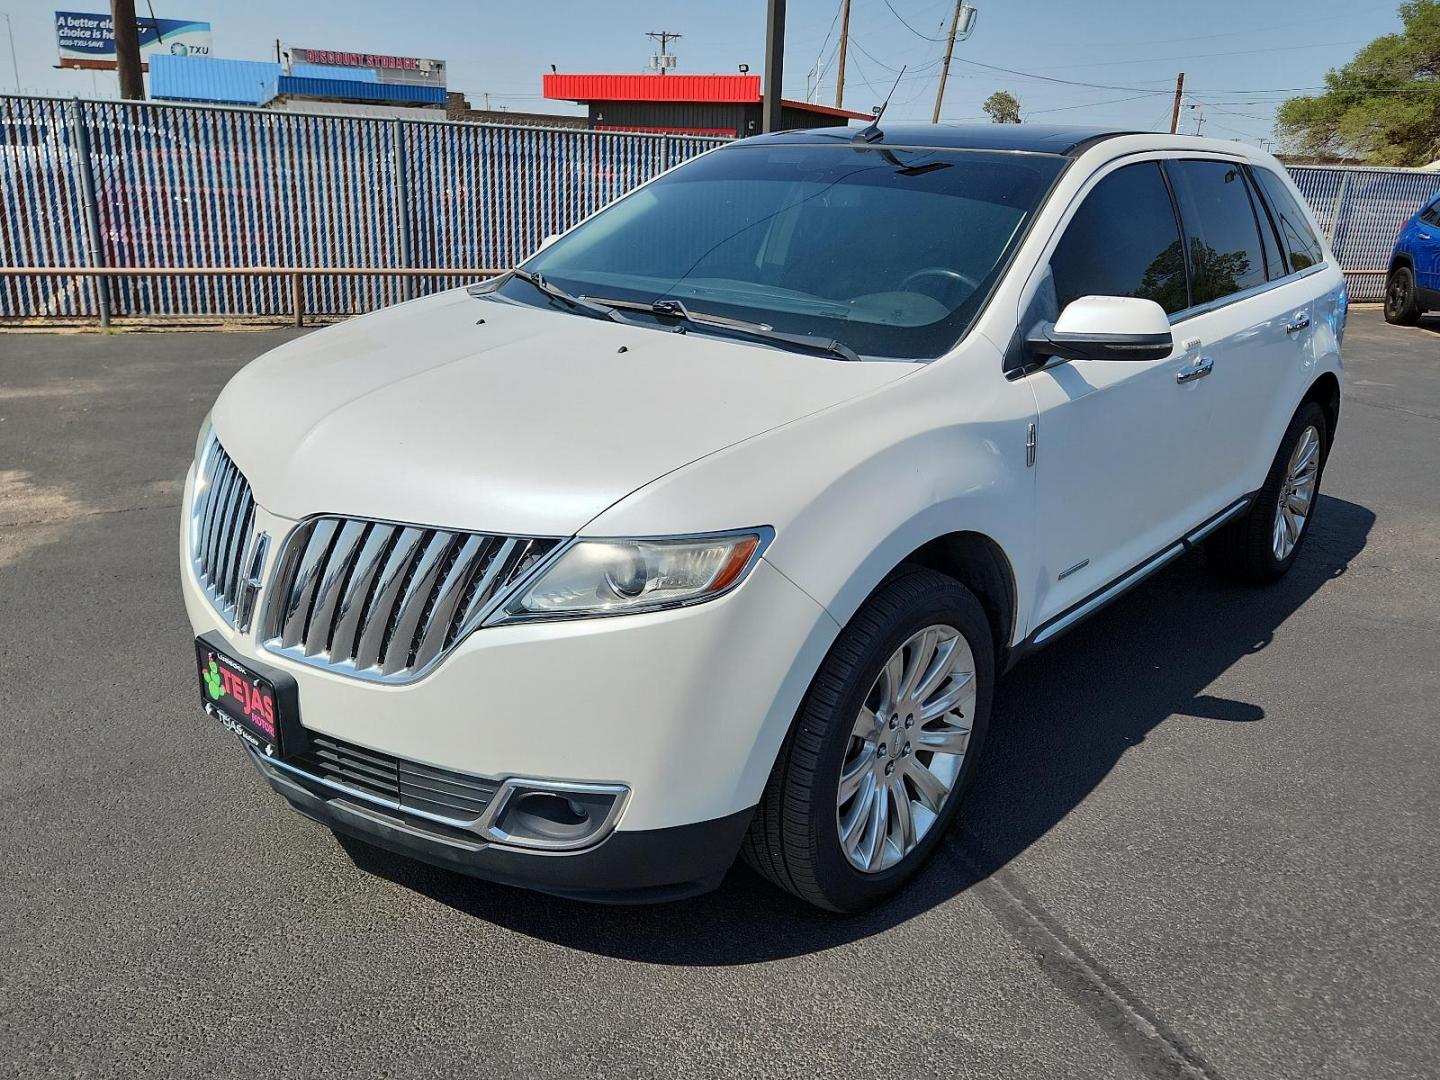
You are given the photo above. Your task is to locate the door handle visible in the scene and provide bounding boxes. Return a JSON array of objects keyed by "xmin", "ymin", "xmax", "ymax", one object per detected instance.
[
  {"xmin": 1177, "ymin": 357, "xmax": 1214, "ymax": 383},
  {"xmin": 1285, "ymin": 314, "xmax": 1311, "ymax": 334}
]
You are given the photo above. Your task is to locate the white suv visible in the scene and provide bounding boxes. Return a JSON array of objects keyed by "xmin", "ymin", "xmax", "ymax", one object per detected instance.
[{"xmin": 182, "ymin": 125, "xmax": 1345, "ymax": 912}]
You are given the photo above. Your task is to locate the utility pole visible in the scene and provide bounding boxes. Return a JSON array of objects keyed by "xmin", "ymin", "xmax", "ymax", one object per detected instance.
[
  {"xmin": 932, "ymin": 0, "xmax": 963, "ymax": 123},
  {"xmin": 762, "ymin": 0, "xmax": 785, "ymax": 132},
  {"xmin": 646, "ymin": 30, "xmax": 682, "ymax": 74},
  {"xmin": 1169, "ymin": 72, "xmax": 1185, "ymax": 134},
  {"xmin": 1193, "ymin": 109, "xmax": 1205, "ymax": 136},
  {"xmin": 834, "ymin": 0, "xmax": 851, "ymax": 109},
  {"xmin": 111, "ymin": 0, "xmax": 145, "ymax": 99}
]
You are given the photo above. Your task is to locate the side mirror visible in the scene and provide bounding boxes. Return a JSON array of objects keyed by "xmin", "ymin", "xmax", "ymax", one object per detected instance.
[
  {"xmin": 1027, "ymin": 295, "xmax": 1173, "ymax": 362},
  {"xmin": 538, "ymin": 233, "xmax": 561, "ymax": 251}
]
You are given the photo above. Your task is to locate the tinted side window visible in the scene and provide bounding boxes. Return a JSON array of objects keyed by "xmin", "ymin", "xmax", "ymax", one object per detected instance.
[
  {"xmin": 1168, "ymin": 160, "xmax": 1268, "ymax": 304},
  {"xmin": 1050, "ymin": 161, "xmax": 1188, "ymax": 315},
  {"xmin": 1252, "ymin": 167, "xmax": 1325, "ymax": 272},
  {"xmin": 1246, "ymin": 172, "xmax": 1288, "ymax": 282}
]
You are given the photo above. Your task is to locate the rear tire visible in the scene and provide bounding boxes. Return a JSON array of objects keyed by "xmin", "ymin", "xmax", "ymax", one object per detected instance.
[
  {"xmin": 741, "ymin": 568, "xmax": 994, "ymax": 913},
  {"xmin": 1384, "ymin": 265, "xmax": 1423, "ymax": 325},
  {"xmin": 1205, "ymin": 402, "xmax": 1328, "ymax": 584}
]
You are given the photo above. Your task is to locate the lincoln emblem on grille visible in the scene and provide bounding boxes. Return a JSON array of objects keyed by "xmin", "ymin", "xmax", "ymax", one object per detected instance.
[{"xmin": 235, "ymin": 531, "xmax": 270, "ymax": 634}]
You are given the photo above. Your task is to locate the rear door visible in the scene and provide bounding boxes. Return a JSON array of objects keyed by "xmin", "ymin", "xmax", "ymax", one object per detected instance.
[
  {"xmin": 1164, "ymin": 158, "xmax": 1318, "ymax": 504},
  {"xmin": 1023, "ymin": 160, "xmax": 1215, "ymax": 626}
]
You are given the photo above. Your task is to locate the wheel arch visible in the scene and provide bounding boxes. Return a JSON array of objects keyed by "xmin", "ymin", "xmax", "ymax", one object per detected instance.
[
  {"xmin": 1389, "ymin": 251, "xmax": 1415, "ymax": 274},
  {"xmin": 887, "ymin": 531, "xmax": 1019, "ymax": 669},
  {"xmin": 1301, "ymin": 370, "xmax": 1342, "ymax": 447}
]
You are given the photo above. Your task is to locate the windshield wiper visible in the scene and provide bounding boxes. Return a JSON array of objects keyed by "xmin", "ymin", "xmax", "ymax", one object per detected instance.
[
  {"xmin": 471, "ymin": 269, "xmax": 634, "ymax": 325},
  {"xmin": 580, "ymin": 295, "xmax": 861, "ymax": 362}
]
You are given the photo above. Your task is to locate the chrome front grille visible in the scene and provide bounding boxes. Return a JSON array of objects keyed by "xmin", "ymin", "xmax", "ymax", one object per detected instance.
[
  {"xmin": 263, "ymin": 516, "xmax": 557, "ymax": 682},
  {"xmin": 191, "ymin": 436, "xmax": 265, "ymax": 630}
]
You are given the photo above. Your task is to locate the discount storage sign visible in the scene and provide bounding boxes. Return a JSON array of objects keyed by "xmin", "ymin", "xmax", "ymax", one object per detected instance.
[{"xmin": 55, "ymin": 10, "xmax": 212, "ymax": 69}]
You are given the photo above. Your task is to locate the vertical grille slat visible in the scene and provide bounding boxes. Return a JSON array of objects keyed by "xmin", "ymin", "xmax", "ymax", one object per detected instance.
[
  {"xmin": 350, "ymin": 526, "xmax": 429, "ymax": 671},
  {"xmin": 280, "ymin": 519, "xmax": 341, "ymax": 647},
  {"xmin": 263, "ymin": 516, "xmax": 557, "ymax": 683},
  {"xmin": 328, "ymin": 524, "xmax": 398, "ymax": 659},
  {"xmin": 302, "ymin": 519, "xmax": 369, "ymax": 657},
  {"xmin": 411, "ymin": 534, "xmax": 490, "ymax": 670},
  {"xmin": 188, "ymin": 437, "xmax": 260, "ymax": 628},
  {"xmin": 379, "ymin": 531, "xmax": 457, "ymax": 675}
]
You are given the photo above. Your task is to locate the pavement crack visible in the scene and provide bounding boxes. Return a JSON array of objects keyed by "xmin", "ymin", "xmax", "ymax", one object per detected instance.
[
  {"xmin": 0, "ymin": 502, "xmax": 181, "ymax": 530},
  {"xmin": 950, "ymin": 833, "xmax": 1228, "ymax": 1080},
  {"xmin": 1344, "ymin": 396, "xmax": 1440, "ymax": 423}
]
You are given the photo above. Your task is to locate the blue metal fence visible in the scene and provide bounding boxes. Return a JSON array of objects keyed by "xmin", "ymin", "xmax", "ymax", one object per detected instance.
[
  {"xmin": 3, "ymin": 93, "xmax": 1439, "ymax": 318},
  {"xmin": 0, "ymin": 94, "xmax": 725, "ymax": 319},
  {"xmin": 1288, "ymin": 165, "xmax": 1440, "ymax": 300}
]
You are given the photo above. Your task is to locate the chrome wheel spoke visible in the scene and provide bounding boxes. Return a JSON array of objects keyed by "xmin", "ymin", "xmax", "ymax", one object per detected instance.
[
  {"xmin": 917, "ymin": 720, "xmax": 971, "ymax": 755},
  {"xmin": 835, "ymin": 623, "xmax": 979, "ymax": 874},
  {"xmin": 918, "ymin": 670, "xmax": 974, "ymax": 721},
  {"xmin": 1273, "ymin": 424, "xmax": 1321, "ymax": 561},
  {"xmin": 863, "ymin": 782, "xmax": 890, "ymax": 871},
  {"xmin": 891, "ymin": 778, "xmax": 917, "ymax": 853},
  {"xmin": 840, "ymin": 771, "xmax": 877, "ymax": 848},
  {"xmin": 898, "ymin": 627, "xmax": 939, "ymax": 704},
  {"xmin": 838, "ymin": 752, "xmax": 871, "ymax": 804},
  {"xmin": 910, "ymin": 634, "xmax": 959, "ymax": 706},
  {"xmin": 906, "ymin": 758, "xmax": 951, "ymax": 814}
]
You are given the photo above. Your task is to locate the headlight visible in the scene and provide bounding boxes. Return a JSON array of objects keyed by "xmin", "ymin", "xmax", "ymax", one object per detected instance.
[{"xmin": 491, "ymin": 529, "xmax": 772, "ymax": 622}]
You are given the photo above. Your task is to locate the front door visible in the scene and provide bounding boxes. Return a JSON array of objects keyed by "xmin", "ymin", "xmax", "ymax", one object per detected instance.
[{"xmin": 1021, "ymin": 159, "xmax": 1220, "ymax": 628}]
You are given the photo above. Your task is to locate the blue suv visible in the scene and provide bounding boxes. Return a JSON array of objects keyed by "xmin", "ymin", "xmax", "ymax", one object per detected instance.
[{"xmin": 1384, "ymin": 190, "xmax": 1440, "ymax": 324}]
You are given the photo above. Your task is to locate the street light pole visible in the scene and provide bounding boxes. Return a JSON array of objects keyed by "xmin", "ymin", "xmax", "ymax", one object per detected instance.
[{"xmin": 0, "ymin": 11, "xmax": 19, "ymax": 93}]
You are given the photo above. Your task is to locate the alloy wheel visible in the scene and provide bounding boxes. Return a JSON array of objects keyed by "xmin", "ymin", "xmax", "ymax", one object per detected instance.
[
  {"xmin": 1273, "ymin": 424, "xmax": 1321, "ymax": 561},
  {"xmin": 836, "ymin": 624, "xmax": 977, "ymax": 873},
  {"xmin": 1386, "ymin": 273, "xmax": 1410, "ymax": 318}
]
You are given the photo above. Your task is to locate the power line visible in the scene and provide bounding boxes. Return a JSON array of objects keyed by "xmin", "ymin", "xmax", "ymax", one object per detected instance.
[
  {"xmin": 847, "ymin": 37, "xmax": 944, "ymax": 76},
  {"xmin": 1026, "ymin": 92, "xmax": 1159, "ymax": 116},
  {"xmin": 1046, "ymin": 39, "xmax": 1370, "ymax": 70},
  {"xmin": 881, "ymin": 0, "xmax": 946, "ymax": 42}
]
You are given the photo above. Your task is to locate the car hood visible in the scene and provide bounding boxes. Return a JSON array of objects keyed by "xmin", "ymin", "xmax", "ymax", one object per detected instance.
[{"xmin": 212, "ymin": 288, "xmax": 915, "ymax": 536}]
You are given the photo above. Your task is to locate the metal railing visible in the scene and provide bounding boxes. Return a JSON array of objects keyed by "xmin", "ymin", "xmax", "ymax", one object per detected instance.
[
  {"xmin": 1286, "ymin": 165, "xmax": 1440, "ymax": 301},
  {"xmin": 0, "ymin": 94, "xmax": 725, "ymax": 322},
  {"xmin": 4, "ymin": 93, "xmax": 1439, "ymax": 320}
]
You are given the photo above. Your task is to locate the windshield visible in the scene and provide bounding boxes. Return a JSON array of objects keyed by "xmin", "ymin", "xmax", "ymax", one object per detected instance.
[{"xmin": 498, "ymin": 143, "xmax": 1066, "ymax": 360}]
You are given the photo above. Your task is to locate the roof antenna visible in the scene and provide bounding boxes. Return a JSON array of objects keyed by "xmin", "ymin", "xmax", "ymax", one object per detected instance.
[{"xmin": 853, "ymin": 65, "xmax": 906, "ymax": 143}]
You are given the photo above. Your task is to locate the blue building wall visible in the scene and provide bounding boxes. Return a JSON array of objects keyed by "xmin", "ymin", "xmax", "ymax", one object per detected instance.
[
  {"xmin": 276, "ymin": 76, "xmax": 446, "ymax": 104},
  {"xmin": 150, "ymin": 55, "xmax": 280, "ymax": 106}
]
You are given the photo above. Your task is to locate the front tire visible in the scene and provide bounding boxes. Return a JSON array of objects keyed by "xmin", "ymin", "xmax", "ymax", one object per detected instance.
[
  {"xmin": 1206, "ymin": 401, "xmax": 1328, "ymax": 584},
  {"xmin": 741, "ymin": 568, "xmax": 994, "ymax": 912},
  {"xmin": 1384, "ymin": 265, "xmax": 1424, "ymax": 325}
]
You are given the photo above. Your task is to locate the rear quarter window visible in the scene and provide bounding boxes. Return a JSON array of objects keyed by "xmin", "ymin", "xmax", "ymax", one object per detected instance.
[{"xmin": 1252, "ymin": 167, "xmax": 1326, "ymax": 273}]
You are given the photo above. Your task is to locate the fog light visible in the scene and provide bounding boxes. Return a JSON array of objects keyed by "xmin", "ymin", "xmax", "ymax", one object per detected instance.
[{"xmin": 487, "ymin": 782, "xmax": 625, "ymax": 849}]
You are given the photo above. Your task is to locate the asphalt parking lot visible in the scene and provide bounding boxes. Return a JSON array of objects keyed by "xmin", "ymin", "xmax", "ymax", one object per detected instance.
[{"xmin": 2, "ymin": 307, "xmax": 1437, "ymax": 1079}]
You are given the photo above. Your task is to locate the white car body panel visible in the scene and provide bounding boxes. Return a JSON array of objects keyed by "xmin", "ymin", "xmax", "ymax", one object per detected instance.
[
  {"xmin": 181, "ymin": 130, "xmax": 1346, "ymax": 897},
  {"xmin": 212, "ymin": 288, "xmax": 913, "ymax": 537}
]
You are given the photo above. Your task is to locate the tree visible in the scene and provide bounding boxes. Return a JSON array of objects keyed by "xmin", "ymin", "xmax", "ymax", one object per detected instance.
[
  {"xmin": 982, "ymin": 90, "xmax": 1022, "ymax": 124},
  {"xmin": 1276, "ymin": 0, "xmax": 1440, "ymax": 166}
]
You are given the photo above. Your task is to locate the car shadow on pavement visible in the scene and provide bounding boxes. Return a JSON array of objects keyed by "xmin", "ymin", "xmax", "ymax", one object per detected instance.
[{"xmin": 337, "ymin": 494, "xmax": 1374, "ymax": 964}]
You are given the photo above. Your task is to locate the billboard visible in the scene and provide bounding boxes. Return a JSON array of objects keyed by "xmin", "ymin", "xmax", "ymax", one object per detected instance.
[
  {"xmin": 283, "ymin": 45, "xmax": 446, "ymax": 87},
  {"xmin": 55, "ymin": 10, "xmax": 212, "ymax": 70}
]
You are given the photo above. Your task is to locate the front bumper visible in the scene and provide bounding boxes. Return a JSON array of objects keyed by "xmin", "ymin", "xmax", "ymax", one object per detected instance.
[
  {"xmin": 252, "ymin": 749, "xmax": 754, "ymax": 902},
  {"xmin": 181, "ymin": 463, "xmax": 840, "ymax": 895}
]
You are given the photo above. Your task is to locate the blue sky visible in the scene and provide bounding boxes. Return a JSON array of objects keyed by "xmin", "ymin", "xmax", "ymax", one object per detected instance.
[{"xmin": 0, "ymin": 0, "xmax": 1407, "ymax": 144}]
